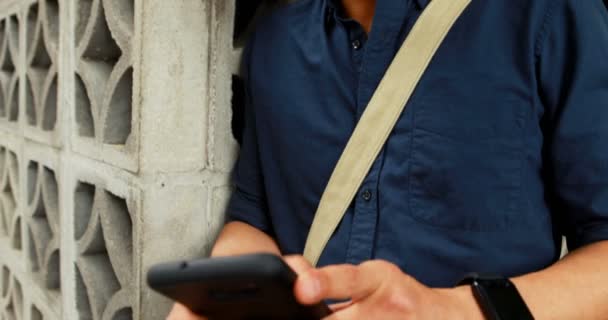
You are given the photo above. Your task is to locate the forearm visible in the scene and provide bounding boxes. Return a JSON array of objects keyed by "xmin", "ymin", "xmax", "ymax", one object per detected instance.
[
  {"xmin": 210, "ymin": 221, "xmax": 281, "ymax": 257},
  {"xmin": 168, "ymin": 222, "xmax": 281, "ymax": 319},
  {"xmin": 448, "ymin": 241, "xmax": 608, "ymax": 320},
  {"xmin": 511, "ymin": 240, "xmax": 608, "ymax": 319}
]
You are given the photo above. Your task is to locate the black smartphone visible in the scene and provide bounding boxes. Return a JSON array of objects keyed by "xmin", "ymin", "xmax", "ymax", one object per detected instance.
[{"xmin": 147, "ymin": 253, "xmax": 332, "ymax": 320}]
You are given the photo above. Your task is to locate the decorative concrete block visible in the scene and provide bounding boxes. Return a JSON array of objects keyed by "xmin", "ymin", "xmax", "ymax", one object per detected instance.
[
  {"xmin": 139, "ymin": 181, "xmax": 209, "ymax": 319},
  {"xmin": 138, "ymin": 0, "xmax": 210, "ymax": 173},
  {"xmin": 207, "ymin": 0, "xmax": 239, "ymax": 173},
  {"xmin": 23, "ymin": 0, "xmax": 61, "ymax": 147},
  {"xmin": 0, "ymin": 14, "xmax": 20, "ymax": 128},
  {"xmin": 25, "ymin": 161, "xmax": 60, "ymax": 293},
  {"xmin": 30, "ymin": 304, "xmax": 44, "ymax": 320},
  {"xmin": 1, "ymin": 271, "xmax": 24, "ymax": 319},
  {"xmin": 0, "ymin": 0, "xmax": 245, "ymax": 319},
  {"xmin": 73, "ymin": 180, "xmax": 137, "ymax": 320},
  {"xmin": 0, "ymin": 145, "xmax": 22, "ymax": 251},
  {"xmin": 72, "ymin": 0, "xmax": 138, "ymax": 172}
]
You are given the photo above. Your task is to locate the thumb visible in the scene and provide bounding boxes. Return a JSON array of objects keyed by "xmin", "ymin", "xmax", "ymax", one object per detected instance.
[{"xmin": 284, "ymin": 255, "xmax": 313, "ymax": 275}]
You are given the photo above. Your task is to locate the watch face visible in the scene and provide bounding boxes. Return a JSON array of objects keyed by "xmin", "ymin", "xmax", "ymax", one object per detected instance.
[{"xmin": 473, "ymin": 279, "xmax": 534, "ymax": 320}]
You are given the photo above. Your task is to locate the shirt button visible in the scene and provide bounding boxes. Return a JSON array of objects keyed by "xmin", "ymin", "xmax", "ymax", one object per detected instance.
[
  {"xmin": 362, "ymin": 189, "xmax": 372, "ymax": 201},
  {"xmin": 352, "ymin": 39, "xmax": 362, "ymax": 50}
]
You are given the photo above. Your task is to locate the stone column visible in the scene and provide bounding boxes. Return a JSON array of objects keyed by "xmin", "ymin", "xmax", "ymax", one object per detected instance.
[{"xmin": 0, "ymin": 0, "xmax": 256, "ymax": 318}]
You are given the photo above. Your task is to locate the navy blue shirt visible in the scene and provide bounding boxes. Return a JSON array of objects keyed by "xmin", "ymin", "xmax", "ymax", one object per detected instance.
[{"xmin": 227, "ymin": 0, "xmax": 608, "ymax": 287}]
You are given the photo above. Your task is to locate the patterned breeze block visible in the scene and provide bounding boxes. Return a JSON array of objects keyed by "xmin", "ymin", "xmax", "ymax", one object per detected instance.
[
  {"xmin": 74, "ymin": 182, "xmax": 134, "ymax": 320},
  {"xmin": 0, "ymin": 0, "xmax": 245, "ymax": 319},
  {"xmin": 0, "ymin": 146, "xmax": 20, "ymax": 251},
  {"xmin": 0, "ymin": 15, "xmax": 19, "ymax": 125}
]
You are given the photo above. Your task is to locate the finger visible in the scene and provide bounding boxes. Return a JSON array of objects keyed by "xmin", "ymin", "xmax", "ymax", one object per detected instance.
[
  {"xmin": 166, "ymin": 303, "xmax": 206, "ymax": 320},
  {"xmin": 295, "ymin": 262, "xmax": 386, "ymax": 304},
  {"xmin": 322, "ymin": 303, "xmax": 362, "ymax": 320},
  {"xmin": 284, "ymin": 255, "xmax": 313, "ymax": 274}
]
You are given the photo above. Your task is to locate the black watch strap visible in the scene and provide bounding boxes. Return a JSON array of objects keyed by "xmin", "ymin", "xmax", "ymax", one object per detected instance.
[{"xmin": 459, "ymin": 273, "xmax": 535, "ymax": 320}]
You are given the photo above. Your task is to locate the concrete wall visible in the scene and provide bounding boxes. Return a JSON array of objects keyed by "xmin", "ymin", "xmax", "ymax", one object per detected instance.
[{"xmin": 0, "ymin": 0, "xmax": 261, "ymax": 318}]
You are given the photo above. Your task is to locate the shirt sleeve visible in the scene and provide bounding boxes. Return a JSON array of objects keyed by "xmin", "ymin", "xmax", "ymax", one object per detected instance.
[
  {"xmin": 225, "ymin": 34, "xmax": 273, "ymax": 235},
  {"xmin": 538, "ymin": 0, "xmax": 608, "ymax": 250}
]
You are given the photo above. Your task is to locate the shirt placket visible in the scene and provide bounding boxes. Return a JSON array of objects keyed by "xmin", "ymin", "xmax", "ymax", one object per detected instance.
[{"xmin": 344, "ymin": 0, "xmax": 413, "ymax": 265}]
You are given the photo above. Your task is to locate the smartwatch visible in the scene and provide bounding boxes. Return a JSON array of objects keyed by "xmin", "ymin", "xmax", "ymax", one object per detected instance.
[{"xmin": 459, "ymin": 273, "xmax": 535, "ymax": 320}]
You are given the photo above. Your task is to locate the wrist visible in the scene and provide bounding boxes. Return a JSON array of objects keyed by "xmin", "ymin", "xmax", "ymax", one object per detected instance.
[{"xmin": 436, "ymin": 286, "xmax": 485, "ymax": 320}]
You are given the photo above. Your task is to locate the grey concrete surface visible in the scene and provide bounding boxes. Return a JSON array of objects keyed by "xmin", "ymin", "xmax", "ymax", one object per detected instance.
[{"xmin": 0, "ymin": 0, "xmax": 242, "ymax": 319}]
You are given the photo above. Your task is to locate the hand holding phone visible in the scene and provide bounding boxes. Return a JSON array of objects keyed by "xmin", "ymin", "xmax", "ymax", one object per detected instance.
[
  {"xmin": 148, "ymin": 254, "xmax": 332, "ymax": 320},
  {"xmin": 167, "ymin": 303, "xmax": 206, "ymax": 320}
]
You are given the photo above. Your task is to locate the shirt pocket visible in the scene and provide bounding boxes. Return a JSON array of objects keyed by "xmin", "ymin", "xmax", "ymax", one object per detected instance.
[{"xmin": 408, "ymin": 95, "xmax": 525, "ymax": 231}]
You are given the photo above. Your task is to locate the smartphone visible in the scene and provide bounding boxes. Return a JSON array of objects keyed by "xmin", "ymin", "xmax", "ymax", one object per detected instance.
[{"xmin": 147, "ymin": 253, "xmax": 332, "ymax": 320}]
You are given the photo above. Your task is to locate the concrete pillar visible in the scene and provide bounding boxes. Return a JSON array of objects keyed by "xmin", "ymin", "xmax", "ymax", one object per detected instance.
[{"xmin": 0, "ymin": 0, "xmax": 265, "ymax": 318}]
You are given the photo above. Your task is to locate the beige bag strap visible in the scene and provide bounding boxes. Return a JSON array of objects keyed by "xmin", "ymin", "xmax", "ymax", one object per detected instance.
[{"xmin": 303, "ymin": 0, "xmax": 471, "ymax": 266}]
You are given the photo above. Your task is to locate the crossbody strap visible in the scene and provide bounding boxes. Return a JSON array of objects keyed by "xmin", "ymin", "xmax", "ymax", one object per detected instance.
[{"xmin": 303, "ymin": 0, "xmax": 472, "ymax": 266}]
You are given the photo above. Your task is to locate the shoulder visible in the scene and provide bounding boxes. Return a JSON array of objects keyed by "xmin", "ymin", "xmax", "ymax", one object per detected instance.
[
  {"xmin": 534, "ymin": 0, "xmax": 607, "ymax": 54},
  {"xmin": 255, "ymin": 0, "xmax": 323, "ymax": 34},
  {"xmin": 241, "ymin": 0, "xmax": 327, "ymax": 92},
  {"xmin": 247, "ymin": 0, "xmax": 325, "ymax": 58}
]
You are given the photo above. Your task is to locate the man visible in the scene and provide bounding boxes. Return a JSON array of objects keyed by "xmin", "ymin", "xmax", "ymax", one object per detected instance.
[{"xmin": 170, "ymin": 0, "xmax": 608, "ymax": 318}]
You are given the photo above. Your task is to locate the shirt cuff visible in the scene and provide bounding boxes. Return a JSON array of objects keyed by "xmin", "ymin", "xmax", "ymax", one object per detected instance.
[
  {"xmin": 567, "ymin": 222, "xmax": 608, "ymax": 250},
  {"xmin": 225, "ymin": 186, "xmax": 273, "ymax": 235}
]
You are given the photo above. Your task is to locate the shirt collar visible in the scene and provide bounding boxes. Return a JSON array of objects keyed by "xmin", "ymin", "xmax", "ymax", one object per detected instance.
[
  {"xmin": 327, "ymin": 0, "xmax": 430, "ymax": 11},
  {"xmin": 416, "ymin": 0, "xmax": 430, "ymax": 8}
]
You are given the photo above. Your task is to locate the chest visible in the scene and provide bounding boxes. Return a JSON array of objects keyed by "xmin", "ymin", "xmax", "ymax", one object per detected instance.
[{"xmin": 252, "ymin": 29, "xmax": 538, "ymax": 153}]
